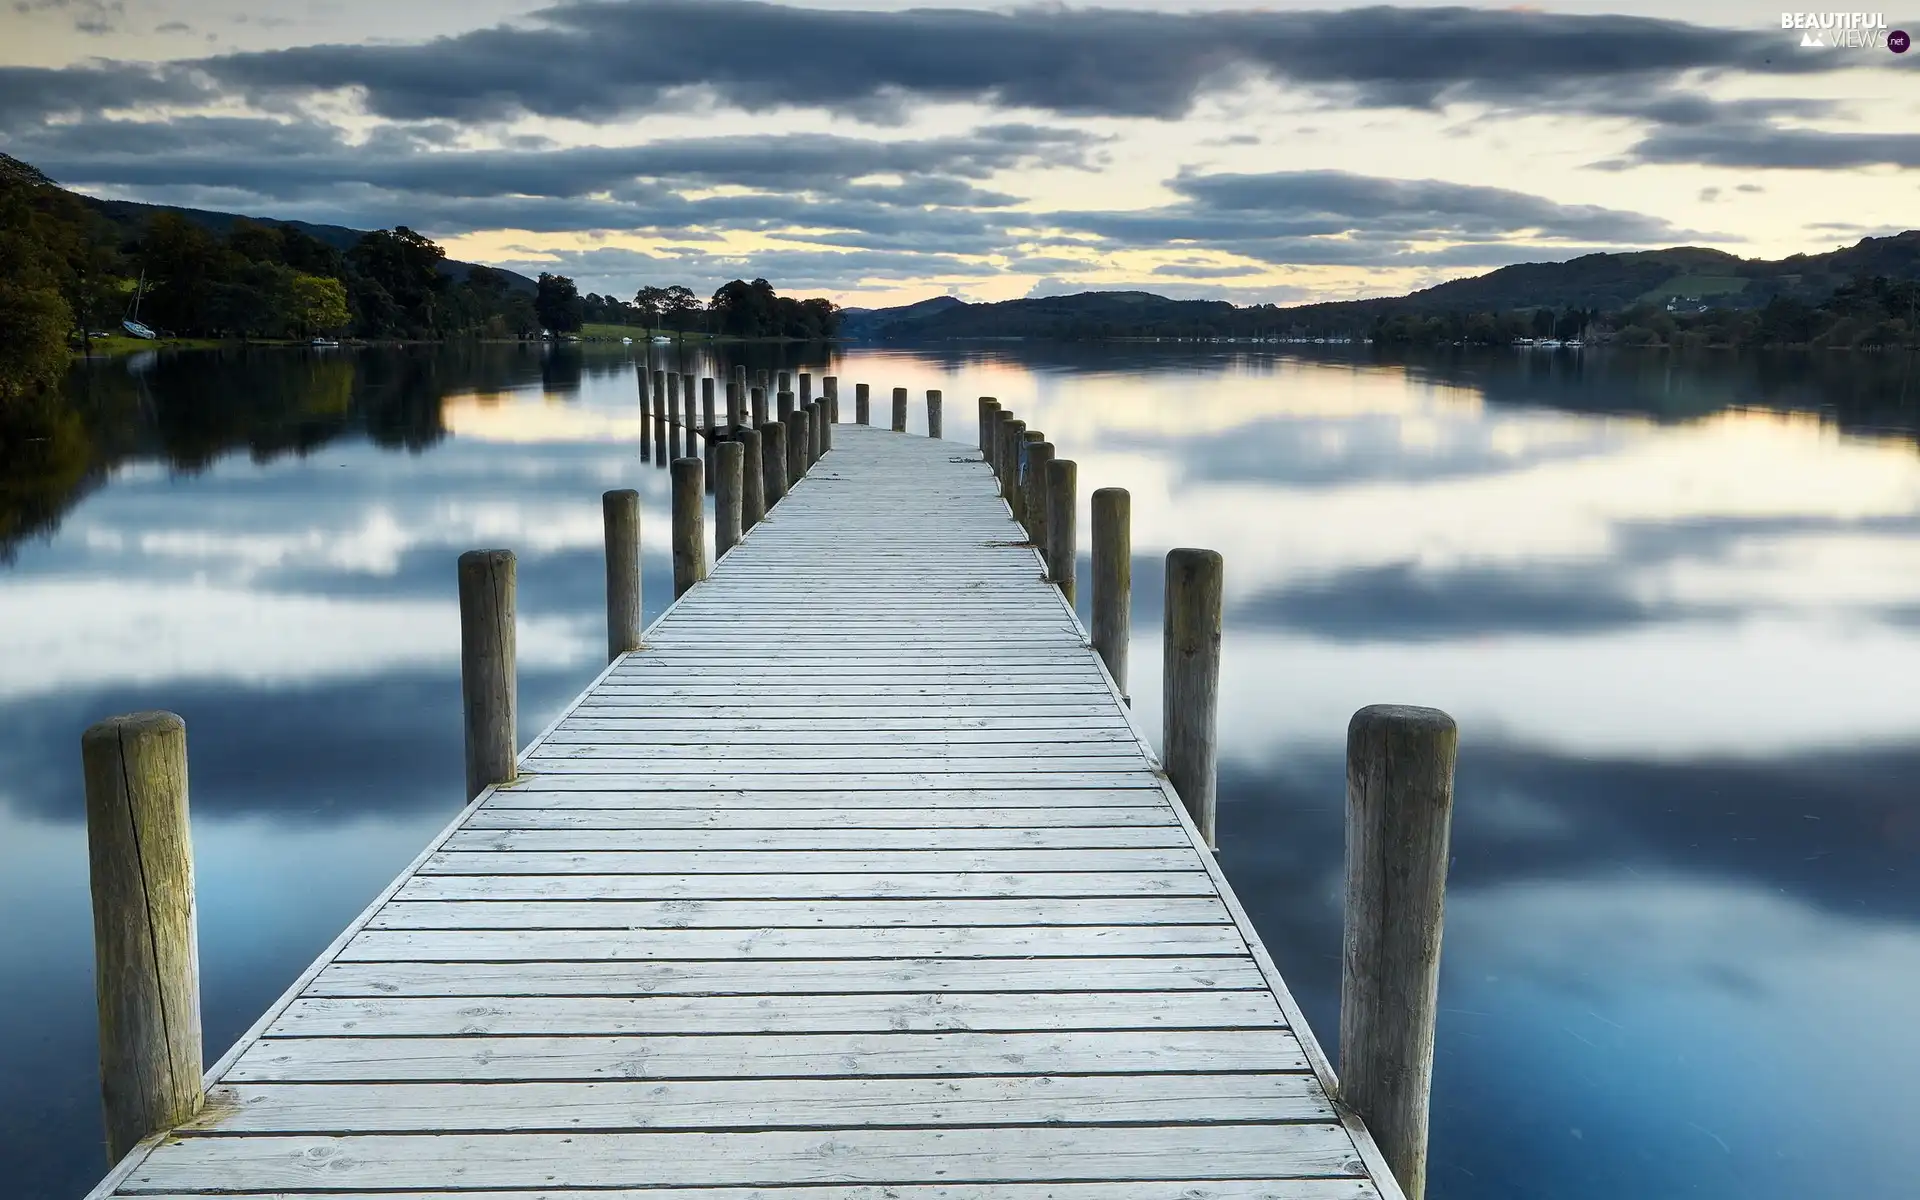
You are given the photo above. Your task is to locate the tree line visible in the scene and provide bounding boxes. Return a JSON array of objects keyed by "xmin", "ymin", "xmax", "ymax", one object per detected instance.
[
  {"xmin": 551, "ymin": 277, "xmax": 841, "ymax": 341},
  {"xmin": 0, "ymin": 151, "xmax": 842, "ymax": 406}
]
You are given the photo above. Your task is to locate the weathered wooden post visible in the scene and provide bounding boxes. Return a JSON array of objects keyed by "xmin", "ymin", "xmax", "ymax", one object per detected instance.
[
  {"xmin": 1001, "ymin": 419, "xmax": 1026, "ymax": 506},
  {"xmin": 731, "ymin": 364, "xmax": 748, "ymax": 429},
  {"xmin": 1046, "ymin": 458, "xmax": 1076, "ymax": 604},
  {"xmin": 1341, "ymin": 705, "xmax": 1457, "ymax": 1200},
  {"xmin": 751, "ymin": 385, "xmax": 767, "ymax": 428},
  {"xmin": 702, "ymin": 378, "xmax": 718, "ymax": 494},
  {"xmin": 683, "ymin": 372, "xmax": 697, "ymax": 425},
  {"xmin": 1013, "ymin": 429, "xmax": 1043, "ymax": 528},
  {"xmin": 714, "ymin": 440, "xmax": 744, "ymax": 559},
  {"xmin": 665, "ymin": 372, "xmax": 681, "ymax": 459},
  {"xmin": 891, "ymin": 386, "xmax": 908, "ymax": 432},
  {"xmin": 800, "ymin": 373, "xmax": 812, "ymax": 407},
  {"xmin": 1163, "ymin": 547, "xmax": 1222, "ymax": 847},
  {"xmin": 806, "ymin": 401, "xmax": 822, "ymax": 465},
  {"xmin": 740, "ymin": 427, "xmax": 765, "ymax": 531},
  {"xmin": 654, "ymin": 370, "xmax": 667, "ymax": 415},
  {"xmin": 637, "ymin": 369, "xmax": 652, "ymax": 462},
  {"xmin": 927, "ymin": 389, "xmax": 943, "ymax": 439},
  {"xmin": 987, "ymin": 408, "xmax": 1008, "ymax": 484},
  {"xmin": 856, "ymin": 382, "xmax": 871, "ymax": 425},
  {"xmin": 778, "ymin": 370, "xmax": 792, "ymax": 395},
  {"xmin": 819, "ymin": 395, "xmax": 834, "ymax": 453},
  {"xmin": 824, "ymin": 376, "xmax": 839, "ymax": 425},
  {"xmin": 1024, "ymin": 440, "xmax": 1054, "ymax": 547},
  {"xmin": 979, "ymin": 398, "xmax": 1000, "ymax": 467},
  {"xmin": 682, "ymin": 381, "xmax": 697, "ymax": 463},
  {"xmin": 81, "ymin": 711, "xmax": 203, "ymax": 1163},
  {"xmin": 458, "ymin": 549, "xmax": 517, "ymax": 800},
  {"xmin": 777, "ymin": 389, "xmax": 795, "ymax": 421},
  {"xmin": 602, "ymin": 489, "xmax": 641, "ymax": 660},
  {"xmin": 670, "ymin": 458, "xmax": 706, "ymax": 596},
  {"xmin": 1091, "ymin": 487, "xmax": 1131, "ymax": 695},
  {"xmin": 788, "ymin": 410, "xmax": 811, "ymax": 481},
  {"xmin": 761, "ymin": 421, "xmax": 788, "ymax": 507}
]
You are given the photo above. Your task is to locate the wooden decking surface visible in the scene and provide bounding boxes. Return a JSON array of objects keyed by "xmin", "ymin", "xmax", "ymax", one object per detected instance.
[{"xmin": 92, "ymin": 422, "xmax": 1398, "ymax": 1199}]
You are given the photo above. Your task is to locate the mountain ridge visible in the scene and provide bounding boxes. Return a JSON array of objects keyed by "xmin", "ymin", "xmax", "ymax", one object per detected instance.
[{"xmin": 841, "ymin": 234, "xmax": 1920, "ymax": 340}]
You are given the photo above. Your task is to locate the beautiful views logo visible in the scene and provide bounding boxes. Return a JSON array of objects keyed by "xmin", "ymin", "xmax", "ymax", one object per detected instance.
[{"xmin": 1780, "ymin": 11, "xmax": 1904, "ymax": 49}]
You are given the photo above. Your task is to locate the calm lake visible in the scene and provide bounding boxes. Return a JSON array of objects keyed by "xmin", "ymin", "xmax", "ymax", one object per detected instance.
[{"xmin": 4, "ymin": 342, "xmax": 1917, "ymax": 1198}]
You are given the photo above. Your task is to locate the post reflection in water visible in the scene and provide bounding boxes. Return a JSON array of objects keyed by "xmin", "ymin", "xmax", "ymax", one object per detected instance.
[{"xmin": 1, "ymin": 340, "xmax": 1917, "ymax": 1199}]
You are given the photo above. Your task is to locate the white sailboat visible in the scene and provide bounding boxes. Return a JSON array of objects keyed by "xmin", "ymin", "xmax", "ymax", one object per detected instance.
[{"xmin": 121, "ymin": 271, "xmax": 157, "ymax": 340}]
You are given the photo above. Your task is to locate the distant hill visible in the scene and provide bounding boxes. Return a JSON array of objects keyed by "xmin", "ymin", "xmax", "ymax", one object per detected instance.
[
  {"xmin": 52, "ymin": 180, "xmax": 537, "ymax": 294},
  {"xmin": 847, "ymin": 233, "xmax": 1920, "ymax": 340}
]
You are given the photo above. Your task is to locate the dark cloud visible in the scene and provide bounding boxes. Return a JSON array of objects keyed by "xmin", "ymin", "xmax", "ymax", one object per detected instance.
[
  {"xmin": 0, "ymin": 63, "xmax": 206, "ymax": 125},
  {"xmin": 1621, "ymin": 125, "xmax": 1920, "ymax": 169},
  {"xmin": 1044, "ymin": 169, "xmax": 1704, "ymax": 267},
  {"xmin": 181, "ymin": 1, "xmax": 1845, "ymax": 125}
]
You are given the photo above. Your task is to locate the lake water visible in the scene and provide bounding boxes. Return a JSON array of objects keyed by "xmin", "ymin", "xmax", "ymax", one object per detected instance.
[{"xmin": 4, "ymin": 342, "xmax": 1917, "ymax": 1198}]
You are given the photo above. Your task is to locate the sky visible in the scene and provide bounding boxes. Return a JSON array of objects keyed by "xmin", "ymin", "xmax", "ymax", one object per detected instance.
[{"xmin": 3, "ymin": 0, "xmax": 1917, "ymax": 307}]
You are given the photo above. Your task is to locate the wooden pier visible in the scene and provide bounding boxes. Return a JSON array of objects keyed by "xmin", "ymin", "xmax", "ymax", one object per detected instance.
[{"xmin": 84, "ymin": 406, "xmax": 1448, "ymax": 1200}]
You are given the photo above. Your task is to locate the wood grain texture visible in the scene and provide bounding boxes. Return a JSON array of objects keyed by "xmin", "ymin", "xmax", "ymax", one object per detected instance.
[
  {"xmin": 82, "ymin": 710, "xmax": 204, "ymax": 1162},
  {"xmin": 1091, "ymin": 487, "xmax": 1131, "ymax": 696},
  {"xmin": 458, "ymin": 549, "xmax": 517, "ymax": 800},
  {"xmin": 1340, "ymin": 705, "xmax": 1457, "ymax": 1200},
  {"xmin": 1163, "ymin": 547, "xmax": 1222, "ymax": 848},
  {"xmin": 670, "ymin": 458, "xmax": 706, "ymax": 597},
  {"xmin": 601, "ymin": 490, "xmax": 641, "ymax": 660}
]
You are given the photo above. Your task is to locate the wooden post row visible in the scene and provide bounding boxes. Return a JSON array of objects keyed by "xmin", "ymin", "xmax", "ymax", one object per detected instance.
[
  {"xmin": 1341, "ymin": 705, "xmax": 1457, "ymax": 1200},
  {"xmin": 714, "ymin": 441, "xmax": 744, "ymax": 559},
  {"xmin": 740, "ymin": 428, "xmax": 765, "ymax": 531},
  {"xmin": 1091, "ymin": 487, "xmax": 1130, "ymax": 696},
  {"xmin": 1163, "ymin": 547, "xmax": 1221, "ymax": 847},
  {"xmin": 458, "ymin": 549, "xmax": 517, "ymax": 800},
  {"xmin": 602, "ymin": 489, "xmax": 640, "ymax": 660},
  {"xmin": 1024, "ymin": 440, "xmax": 1054, "ymax": 547},
  {"xmin": 1045, "ymin": 459, "xmax": 1076, "ymax": 604},
  {"xmin": 787, "ymin": 410, "xmax": 811, "ymax": 482},
  {"xmin": 671, "ymin": 458, "xmax": 706, "ymax": 596},
  {"xmin": 81, "ymin": 711, "xmax": 203, "ymax": 1163},
  {"xmin": 1000, "ymin": 419, "xmax": 1026, "ymax": 507},
  {"xmin": 761, "ymin": 421, "xmax": 788, "ymax": 507}
]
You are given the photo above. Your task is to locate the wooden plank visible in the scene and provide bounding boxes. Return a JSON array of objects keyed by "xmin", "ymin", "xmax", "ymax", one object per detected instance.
[
  {"xmin": 308, "ymin": 957, "xmax": 1271, "ymax": 997},
  {"xmin": 267, "ymin": 990, "xmax": 1282, "ymax": 1036},
  {"xmin": 335, "ymin": 923, "xmax": 1250, "ymax": 962},
  {"xmin": 190, "ymin": 1073, "xmax": 1330, "ymax": 1133},
  {"xmin": 523, "ymin": 754, "xmax": 1146, "ymax": 774},
  {"xmin": 463, "ymin": 806, "xmax": 1175, "ymax": 830},
  {"xmin": 421, "ymin": 849, "xmax": 1197, "ymax": 874},
  {"xmin": 570, "ymin": 705, "xmax": 1130, "ymax": 720},
  {"xmin": 368, "ymin": 895, "xmax": 1225, "ymax": 928},
  {"xmin": 126, "ymin": 1126, "xmax": 1364, "ymax": 1191},
  {"xmin": 440, "ymin": 827, "xmax": 1189, "ymax": 852},
  {"xmin": 484, "ymin": 787, "xmax": 1164, "ymax": 808},
  {"xmin": 394, "ymin": 872, "xmax": 1220, "ymax": 901},
  {"xmin": 535, "ymin": 740, "xmax": 1143, "ymax": 760},
  {"xmin": 507, "ymin": 771, "xmax": 1162, "ymax": 788},
  {"xmin": 128, "ymin": 1184, "xmax": 1380, "ymax": 1200},
  {"xmin": 229, "ymin": 1029, "xmax": 1310, "ymax": 1082}
]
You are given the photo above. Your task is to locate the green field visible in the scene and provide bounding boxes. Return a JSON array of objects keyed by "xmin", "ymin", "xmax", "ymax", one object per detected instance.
[
  {"xmin": 579, "ymin": 323, "xmax": 706, "ymax": 342},
  {"xmin": 1637, "ymin": 274, "xmax": 1750, "ymax": 304}
]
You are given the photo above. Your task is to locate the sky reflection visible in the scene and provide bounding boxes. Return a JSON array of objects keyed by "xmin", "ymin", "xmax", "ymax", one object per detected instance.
[{"xmin": 2, "ymin": 343, "xmax": 1916, "ymax": 1199}]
